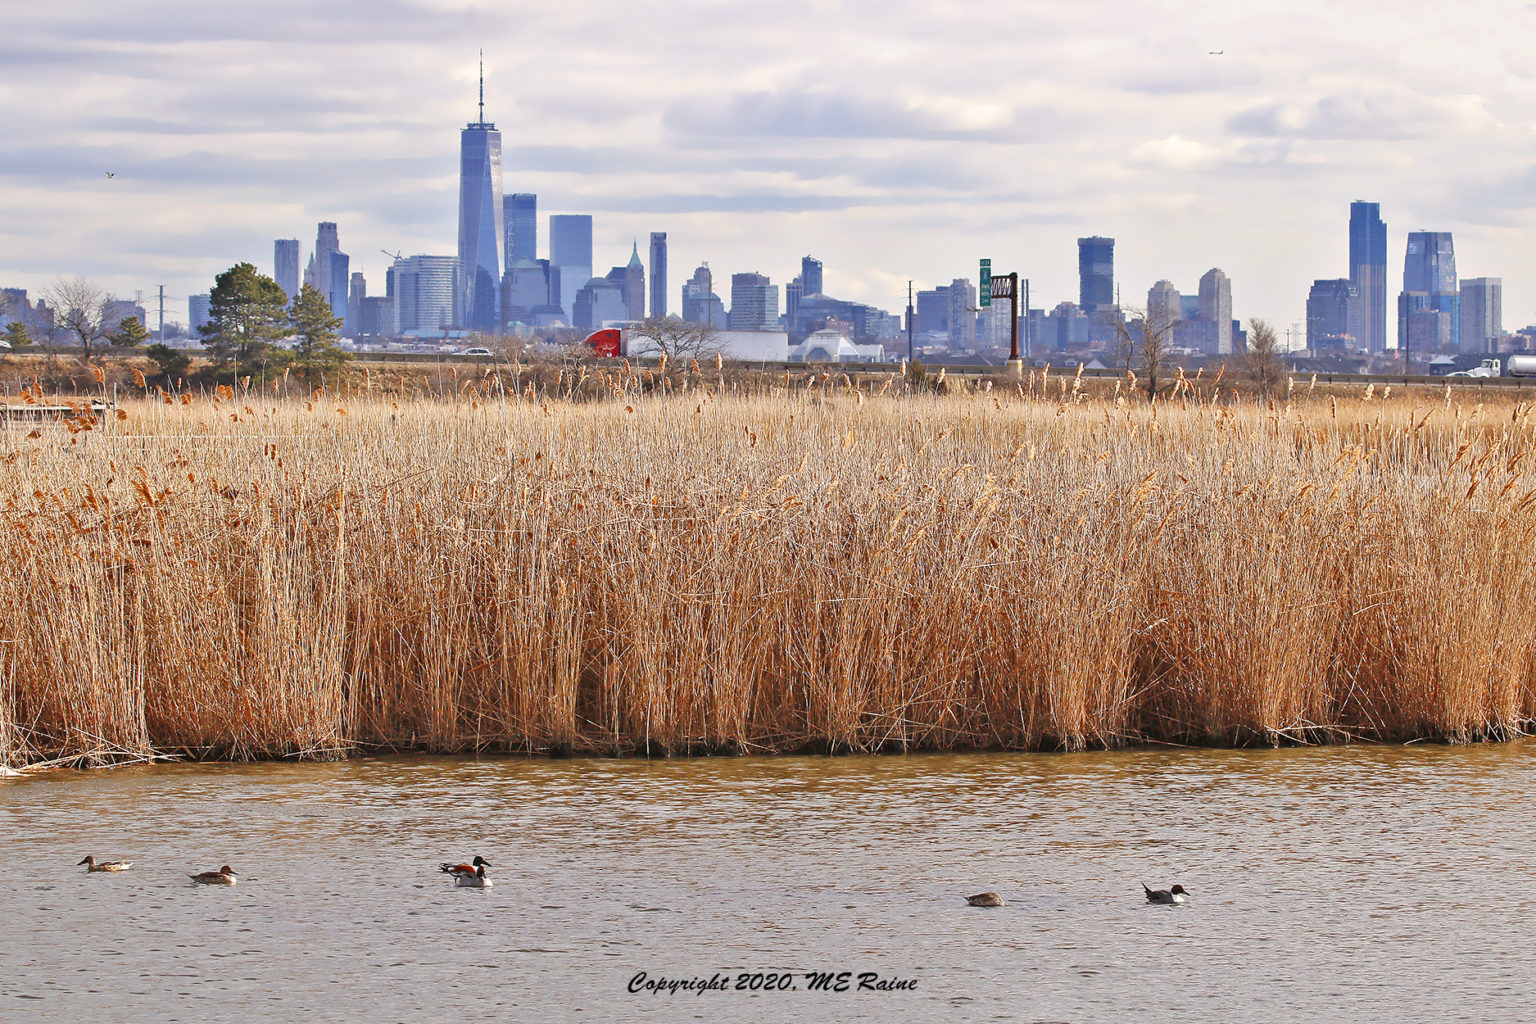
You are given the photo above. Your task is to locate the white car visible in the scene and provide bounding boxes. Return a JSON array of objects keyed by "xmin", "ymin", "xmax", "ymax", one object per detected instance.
[{"xmin": 459, "ymin": 347, "xmax": 493, "ymax": 356}]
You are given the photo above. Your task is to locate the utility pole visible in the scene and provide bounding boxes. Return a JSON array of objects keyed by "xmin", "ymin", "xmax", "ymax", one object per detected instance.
[
  {"xmin": 157, "ymin": 285, "xmax": 165, "ymax": 344},
  {"xmin": 906, "ymin": 280, "xmax": 914, "ymax": 362},
  {"xmin": 1023, "ymin": 278, "xmax": 1030, "ymax": 361}
]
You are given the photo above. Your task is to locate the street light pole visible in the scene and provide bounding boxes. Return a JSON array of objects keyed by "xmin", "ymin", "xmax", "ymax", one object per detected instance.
[{"xmin": 906, "ymin": 280, "xmax": 914, "ymax": 362}]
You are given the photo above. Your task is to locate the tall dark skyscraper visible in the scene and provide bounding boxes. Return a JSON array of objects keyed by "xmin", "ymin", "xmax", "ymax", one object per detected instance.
[
  {"xmin": 274, "ymin": 239, "xmax": 299, "ymax": 303},
  {"xmin": 1077, "ymin": 237, "xmax": 1114, "ymax": 310},
  {"xmin": 649, "ymin": 232, "xmax": 667, "ymax": 318},
  {"xmin": 801, "ymin": 255, "xmax": 823, "ymax": 297},
  {"xmin": 504, "ymin": 193, "xmax": 536, "ymax": 269},
  {"xmin": 458, "ymin": 57, "xmax": 505, "ymax": 332},
  {"xmin": 1402, "ymin": 230, "xmax": 1458, "ymax": 349},
  {"xmin": 1348, "ymin": 201, "xmax": 1387, "ymax": 353}
]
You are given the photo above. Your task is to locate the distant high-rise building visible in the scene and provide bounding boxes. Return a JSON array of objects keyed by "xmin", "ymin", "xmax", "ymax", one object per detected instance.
[
  {"xmin": 801, "ymin": 255, "xmax": 824, "ymax": 297},
  {"xmin": 1045, "ymin": 301, "xmax": 1090, "ymax": 350},
  {"xmin": 387, "ymin": 255, "xmax": 460, "ymax": 333},
  {"xmin": 1197, "ymin": 268, "xmax": 1233, "ymax": 354},
  {"xmin": 459, "ymin": 61, "xmax": 505, "ymax": 332},
  {"xmin": 681, "ymin": 265, "xmax": 725, "ymax": 326},
  {"xmin": 504, "ymin": 193, "xmax": 536, "ymax": 270},
  {"xmin": 1349, "ymin": 201, "xmax": 1388, "ymax": 353},
  {"xmin": 982, "ymin": 301, "xmax": 1012, "ymax": 352},
  {"xmin": 649, "ymin": 232, "xmax": 667, "ymax": 318},
  {"xmin": 574, "ymin": 277, "xmax": 627, "ymax": 330},
  {"xmin": 274, "ymin": 239, "xmax": 300, "ymax": 303},
  {"xmin": 356, "ymin": 295, "xmax": 396, "ymax": 337},
  {"xmin": 1306, "ymin": 278, "xmax": 1358, "ymax": 349},
  {"xmin": 1459, "ymin": 277, "xmax": 1502, "ymax": 353},
  {"xmin": 1402, "ymin": 231, "xmax": 1458, "ymax": 350},
  {"xmin": 0, "ymin": 288, "xmax": 28, "ymax": 330},
  {"xmin": 549, "ymin": 214, "xmax": 593, "ymax": 317},
  {"xmin": 785, "ymin": 277, "xmax": 803, "ymax": 329},
  {"xmin": 327, "ymin": 251, "xmax": 349, "ymax": 326},
  {"xmin": 915, "ymin": 287, "xmax": 949, "ymax": 335},
  {"xmin": 103, "ymin": 299, "xmax": 147, "ymax": 330},
  {"xmin": 729, "ymin": 272, "xmax": 778, "ymax": 331},
  {"xmin": 1398, "ymin": 290, "xmax": 1450, "ymax": 356},
  {"xmin": 503, "ymin": 259, "xmax": 552, "ymax": 324},
  {"xmin": 188, "ymin": 293, "xmax": 212, "ymax": 334},
  {"xmin": 1078, "ymin": 237, "xmax": 1114, "ymax": 310},
  {"xmin": 1146, "ymin": 280, "xmax": 1181, "ymax": 328},
  {"xmin": 304, "ymin": 222, "xmax": 341, "ymax": 306},
  {"xmin": 947, "ymin": 278, "xmax": 977, "ymax": 349},
  {"xmin": 347, "ymin": 272, "xmax": 366, "ymax": 336},
  {"xmin": 603, "ymin": 243, "xmax": 645, "ymax": 322}
]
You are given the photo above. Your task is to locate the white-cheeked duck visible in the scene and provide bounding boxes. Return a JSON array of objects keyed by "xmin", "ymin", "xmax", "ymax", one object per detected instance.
[
  {"xmin": 454, "ymin": 863, "xmax": 493, "ymax": 888},
  {"xmin": 440, "ymin": 856, "xmax": 491, "ymax": 879}
]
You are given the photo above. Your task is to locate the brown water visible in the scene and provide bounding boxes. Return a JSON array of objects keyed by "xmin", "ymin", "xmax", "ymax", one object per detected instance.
[{"xmin": 5, "ymin": 745, "xmax": 1536, "ymax": 1022}]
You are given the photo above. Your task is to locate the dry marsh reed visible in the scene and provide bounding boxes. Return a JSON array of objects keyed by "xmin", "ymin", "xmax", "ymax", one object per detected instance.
[{"xmin": 3, "ymin": 372, "xmax": 1536, "ymax": 769}]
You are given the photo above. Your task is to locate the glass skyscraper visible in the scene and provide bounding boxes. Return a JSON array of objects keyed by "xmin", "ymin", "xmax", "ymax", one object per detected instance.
[
  {"xmin": 273, "ymin": 239, "xmax": 299, "ymax": 303},
  {"xmin": 458, "ymin": 65, "xmax": 504, "ymax": 332},
  {"xmin": 801, "ymin": 255, "xmax": 824, "ymax": 297},
  {"xmin": 1077, "ymin": 237, "xmax": 1114, "ymax": 310},
  {"xmin": 1348, "ymin": 201, "xmax": 1387, "ymax": 353},
  {"xmin": 649, "ymin": 232, "xmax": 667, "ymax": 318},
  {"xmin": 388, "ymin": 255, "xmax": 460, "ymax": 333},
  {"xmin": 729, "ymin": 272, "xmax": 778, "ymax": 331},
  {"xmin": 1459, "ymin": 277, "xmax": 1502, "ymax": 353},
  {"xmin": 549, "ymin": 214, "xmax": 593, "ymax": 318},
  {"xmin": 1307, "ymin": 278, "xmax": 1357, "ymax": 349},
  {"xmin": 504, "ymin": 193, "xmax": 536, "ymax": 270},
  {"xmin": 1402, "ymin": 231, "xmax": 1457, "ymax": 349}
]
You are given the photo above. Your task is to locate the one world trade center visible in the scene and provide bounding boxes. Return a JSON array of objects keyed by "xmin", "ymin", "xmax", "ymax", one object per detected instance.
[{"xmin": 458, "ymin": 56, "xmax": 504, "ymax": 333}]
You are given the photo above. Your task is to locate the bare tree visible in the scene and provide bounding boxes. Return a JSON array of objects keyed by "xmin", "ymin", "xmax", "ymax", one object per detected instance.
[
  {"xmin": 1242, "ymin": 318, "xmax": 1285, "ymax": 398},
  {"xmin": 1113, "ymin": 305, "xmax": 1178, "ymax": 401},
  {"xmin": 40, "ymin": 276, "xmax": 115, "ymax": 362},
  {"xmin": 625, "ymin": 315, "xmax": 722, "ymax": 361}
]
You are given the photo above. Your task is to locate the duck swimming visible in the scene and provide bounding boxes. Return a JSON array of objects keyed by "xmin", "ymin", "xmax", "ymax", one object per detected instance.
[
  {"xmin": 454, "ymin": 863, "xmax": 493, "ymax": 888},
  {"xmin": 78, "ymin": 856, "xmax": 132, "ymax": 872},
  {"xmin": 966, "ymin": 892, "xmax": 1005, "ymax": 907},
  {"xmin": 440, "ymin": 856, "xmax": 491, "ymax": 879},
  {"xmin": 1143, "ymin": 883, "xmax": 1187, "ymax": 905},
  {"xmin": 190, "ymin": 866, "xmax": 238, "ymax": 885}
]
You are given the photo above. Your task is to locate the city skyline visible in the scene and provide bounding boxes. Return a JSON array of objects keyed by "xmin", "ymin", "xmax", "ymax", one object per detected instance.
[{"xmin": 3, "ymin": 2, "xmax": 1535, "ymax": 338}]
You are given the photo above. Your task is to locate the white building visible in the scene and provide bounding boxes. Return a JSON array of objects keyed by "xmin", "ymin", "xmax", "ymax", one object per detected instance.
[
  {"xmin": 791, "ymin": 329, "xmax": 886, "ymax": 363},
  {"xmin": 1198, "ymin": 268, "xmax": 1233, "ymax": 354}
]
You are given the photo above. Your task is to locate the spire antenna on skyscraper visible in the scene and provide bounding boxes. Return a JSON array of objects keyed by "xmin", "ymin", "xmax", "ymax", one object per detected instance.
[{"xmin": 478, "ymin": 50, "xmax": 485, "ymax": 124}]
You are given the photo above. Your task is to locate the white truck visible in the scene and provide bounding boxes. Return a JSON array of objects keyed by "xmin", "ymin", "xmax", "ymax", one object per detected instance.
[
  {"xmin": 1447, "ymin": 358, "xmax": 1503, "ymax": 378},
  {"xmin": 1507, "ymin": 355, "xmax": 1536, "ymax": 377}
]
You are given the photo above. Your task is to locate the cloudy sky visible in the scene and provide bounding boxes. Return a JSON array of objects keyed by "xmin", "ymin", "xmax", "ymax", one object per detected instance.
[{"xmin": 4, "ymin": 0, "xmax": 1535, "ymax": 339}]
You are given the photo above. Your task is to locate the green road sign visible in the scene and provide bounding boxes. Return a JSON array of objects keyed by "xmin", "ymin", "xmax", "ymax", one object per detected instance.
[{"xmin": 979, "ymin": 259, "xmax": 991, "ymax": 308}]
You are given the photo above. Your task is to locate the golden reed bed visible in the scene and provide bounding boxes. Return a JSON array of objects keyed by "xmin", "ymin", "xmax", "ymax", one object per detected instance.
[{"xmin": 3, "ymin": 372, "xmax": 1534, "ymax": 768}]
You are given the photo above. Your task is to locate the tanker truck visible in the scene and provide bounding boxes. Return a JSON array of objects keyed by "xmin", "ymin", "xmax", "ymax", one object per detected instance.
[{"xmin": 1507, "ymin": 355, "xmax": 1536, "ymax": 377}]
